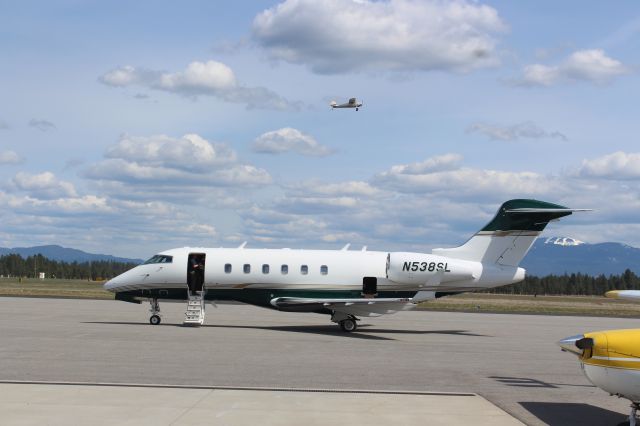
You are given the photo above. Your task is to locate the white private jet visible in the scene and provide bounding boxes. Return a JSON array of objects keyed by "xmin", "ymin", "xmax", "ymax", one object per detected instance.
[
  {"xmin": 330, "ymin": 98, "xmax": 362, "ymax": 111},
  {"xmin": 559, "ymin": 290, "xmax": 640, "ymax": 425},
  {"xmin": 104, "ymin": 199, "xmax": 586, "ymax": 330}
]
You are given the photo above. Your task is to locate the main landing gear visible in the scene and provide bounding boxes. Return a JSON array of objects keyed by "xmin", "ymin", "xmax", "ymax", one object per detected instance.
[
  {"xmin": 331, "ymin": 311, "xmax": 359, "ymax": 332},
  {"xmin": 340, "ymin": 318, "xmax": 358, "ymax": 332},
  {"xmin": 149, "ymin": 298, "xmax": 161, "ymax": 325}
]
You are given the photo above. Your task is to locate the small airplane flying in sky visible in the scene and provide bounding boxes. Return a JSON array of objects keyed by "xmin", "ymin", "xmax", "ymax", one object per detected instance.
[
  {"xmin": 559, "ymin": 318, "xmax": 640, "ymax": 425},
  {"xmin": 330, "ymin": 97, "xmax": 363, "ymax": 111},
  {"xmin": 104, "ymin": 199, "xmax": 586, "ymax": 331}
]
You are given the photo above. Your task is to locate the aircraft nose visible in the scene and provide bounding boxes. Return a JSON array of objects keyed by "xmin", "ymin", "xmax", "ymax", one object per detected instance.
[{"xmin": 103, "ymin": 278, "xmax": 119, "ymax": 293}]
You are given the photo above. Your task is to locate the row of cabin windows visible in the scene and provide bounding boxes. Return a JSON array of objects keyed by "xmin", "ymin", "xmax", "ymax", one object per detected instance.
[{"xmin": 224, "ymin": 263, "xmax": 328, "ymax": 275}]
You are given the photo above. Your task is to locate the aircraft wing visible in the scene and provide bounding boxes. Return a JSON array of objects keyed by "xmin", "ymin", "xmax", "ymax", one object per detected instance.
[
  {"xmin": 606, "ymin": 290, "xmax": 640, "ymax": 302},
  {"xmin": 270, "ymin": 297, "xmax": 416, "ymax": 317}
]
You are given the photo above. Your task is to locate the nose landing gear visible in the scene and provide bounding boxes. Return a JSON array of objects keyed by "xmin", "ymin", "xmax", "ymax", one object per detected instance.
[{"xmin": 149, "ymin": 298, "xmax": 161, "ymax": 325}]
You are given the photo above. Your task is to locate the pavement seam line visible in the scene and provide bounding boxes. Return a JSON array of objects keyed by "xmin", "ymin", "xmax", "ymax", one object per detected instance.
[{"xmin": 0, "ymin": 380, "xmax": 476, "ymax": 397}]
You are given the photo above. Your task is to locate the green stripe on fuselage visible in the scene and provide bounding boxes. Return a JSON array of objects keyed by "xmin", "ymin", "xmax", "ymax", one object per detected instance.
[{"xmin": 115, "ymin": 288, "xmax": 418, "ymax": 309}]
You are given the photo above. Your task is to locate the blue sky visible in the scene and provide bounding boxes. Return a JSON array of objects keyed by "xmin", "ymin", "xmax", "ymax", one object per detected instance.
[{"xmin": 1, "ymin": 0, "xmax": 639, "ymax": 258}]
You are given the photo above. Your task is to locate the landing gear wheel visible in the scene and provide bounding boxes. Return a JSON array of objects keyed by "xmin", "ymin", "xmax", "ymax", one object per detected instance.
[
  {"xmin": 339, "ymin": 318, "xmax": 357, "ymax": 332},
  {"xmin": 149, "ymin": 315, "xmax": 161, "ymax": 325}
]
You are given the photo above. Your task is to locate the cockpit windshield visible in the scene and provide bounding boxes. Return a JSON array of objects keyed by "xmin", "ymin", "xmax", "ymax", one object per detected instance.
[{"xmin": 143, "ymin": 254, "xmax": 173, "ymax": 264}]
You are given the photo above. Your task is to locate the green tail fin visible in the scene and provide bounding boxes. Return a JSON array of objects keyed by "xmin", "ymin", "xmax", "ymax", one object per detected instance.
[
  {"xmin": 433, "ymin": 199, "xmax": 584, "ymax": 266},
  {"xmin": 480, "ymin": 199, "xmax": 573, "ymax": 233}
]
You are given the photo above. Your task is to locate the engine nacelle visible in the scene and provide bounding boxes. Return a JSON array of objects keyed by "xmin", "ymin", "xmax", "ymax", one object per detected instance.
[{"xmin": 386, "ymin": 252, "xmax": 475, "ymax": 285}]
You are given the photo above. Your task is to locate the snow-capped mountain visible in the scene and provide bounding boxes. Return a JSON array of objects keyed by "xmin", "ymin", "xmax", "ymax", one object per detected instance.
[
  {"xmin": 521, "ymin": 237, "xmax": 640, "ymax": 276},
  {"xmin": 543, "ymin": 237, "xmax": 585, "ymax": 246}
]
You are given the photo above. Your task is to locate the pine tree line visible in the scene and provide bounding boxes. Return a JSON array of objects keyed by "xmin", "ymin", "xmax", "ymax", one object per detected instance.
[
  {"xmin": 0, "ymin": 254, "xmax": 138, "ymax": 281},
  {"xmin": 487, "ymin": 269, "xmax": 639, "ymax": 296}
]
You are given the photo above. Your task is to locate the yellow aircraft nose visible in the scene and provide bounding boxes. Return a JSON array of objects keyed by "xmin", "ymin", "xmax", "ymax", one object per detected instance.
[{"xmin": 605, "ymin": 290, "xmax": 621, "ymax": 299}]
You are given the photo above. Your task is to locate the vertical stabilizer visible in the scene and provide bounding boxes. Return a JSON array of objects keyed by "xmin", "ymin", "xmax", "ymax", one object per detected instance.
[{"xmin": 432, "ymin": 199, "xmax": 581, "ymax": 266}]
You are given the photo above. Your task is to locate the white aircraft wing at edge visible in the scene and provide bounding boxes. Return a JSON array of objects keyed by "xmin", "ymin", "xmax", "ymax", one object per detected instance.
[{"xmin": 270, "ymin": 297, "xmax": 416, "ymax": 317}]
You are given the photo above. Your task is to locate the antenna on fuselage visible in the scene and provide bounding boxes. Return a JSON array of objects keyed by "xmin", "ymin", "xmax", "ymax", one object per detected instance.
[
  {"xmin": 341, "ymin": 243, "xmax": 351, "ymax": 251},
  {"xmin": 238, "ymin": 241, "xmax": 247, "ymax": 249},
  {"xmin": 361, "ymin": 246, "xmax": 367, "ymax": 251}
]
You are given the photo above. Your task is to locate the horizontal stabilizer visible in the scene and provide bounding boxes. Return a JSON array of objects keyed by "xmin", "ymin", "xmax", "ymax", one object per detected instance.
[{"xmin": 506, "ymin": 208, "xmax": 592, "ymax": 213}]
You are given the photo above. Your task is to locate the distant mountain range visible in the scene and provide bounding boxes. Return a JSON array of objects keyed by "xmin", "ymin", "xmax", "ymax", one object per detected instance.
[
  {"xmin": 0, "ymin": 245, "xmax": 142, "ymax": 264},
  {"xmin": 0, "ymin": 238, "xmax": 638, "ymax": 276},
  {"xmin": 521, "ymin": 237, "xmax": 640, "ymax": 276}
]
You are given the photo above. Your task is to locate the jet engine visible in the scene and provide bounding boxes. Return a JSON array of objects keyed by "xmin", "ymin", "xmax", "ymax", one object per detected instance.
[{"xmin": 386, "ymin": 252, "xmax": 474, "ymax": 285}]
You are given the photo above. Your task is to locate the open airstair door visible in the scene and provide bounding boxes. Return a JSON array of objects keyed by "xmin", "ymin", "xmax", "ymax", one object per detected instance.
[
  {"xmin": 185, "ymin": 253, "xmax": 206, "ymax": 326},
  {"xmin": 187, "ymin": 253, "xmax": 205, "ymax": 293}
]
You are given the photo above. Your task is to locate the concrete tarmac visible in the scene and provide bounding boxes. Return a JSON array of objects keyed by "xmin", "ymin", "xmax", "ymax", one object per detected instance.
[
  {"xmin": 0, "ymin": 297, "xmax": 635, "ymax": 425},
  {"xmin": 0, "ymin": 383, "xmax": 521, "ymax": 426}
]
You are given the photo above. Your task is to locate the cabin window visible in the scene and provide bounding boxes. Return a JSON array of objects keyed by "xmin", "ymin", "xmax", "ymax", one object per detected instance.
[
  {"xmin": 224, "ymin": 264, "xmax": 232, "ymax": 274},
  {"xmin": 262, "ymin": 264, "xmax": 270, "ymax": 274},
  {"xmin": 320, "ymin": 265, "xmax": 328, "ymax": 275},
  {"xmin": 143, "ymin": 254, "xmax": 173, "ymax": 264},
  {"xmin": 243, "ymin": 264, "xmax": 251, "ymax": 274},
  {"xmin": 301, "ymin": 265, "xmax": 308, "ymax": 275},
  {"xmin": 281, "ymin": 264, "xmax": 288, "ymax": 275}
]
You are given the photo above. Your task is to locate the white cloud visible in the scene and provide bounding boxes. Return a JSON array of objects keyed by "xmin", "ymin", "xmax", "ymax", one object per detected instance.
[
  {"xmin": 100, "ymin": 60, "xmax": 299, "ymax": 110},
  {"xmin": 28, "ymin": 118, "xmax": 56, "ymax": 132},
  {"xmin": 467, "ymin": 122, "xmax": 567, "ymax": 141},
  {"xmin": 252, "ymin": 0, "xmax": 506, "ymax": 74},
  {"xmin": 157, "ymin": 61, "xmax": 237, "ymax": 92},
  {"xmin": 386, "ymin": 153, "xmax": 462, "ymax": 175},
  {"xmin": 84, "ymin": 134, "xmax": 272, "ymax": 199},
  {"xmin": 106, "ymin": 133, "xmax": 236, "ymax": 172},
  {"xmin": 99, "ymin": 65, "xmax": 140, "ymax": 86},
  {"xmin": 286, "ymin": 180, "xmax": 381, "ymax": 197},
  {"xmin": 2, "ymin": 193, "xmax": 109, "ymax": 215},
  {"xmin": 12, "ymin": 172, "xmax": 77, "ymax": 199},
  {"xmin": 253, "ymin": 128, "xmax": 333, "ymax": 156},
  {"xmin": 184, "ymin": 223, "xmax": 217, "ymax": 237},
  {"xmin": 0, "ymin": 150, "xmax": 23, "ymax": 165},
  {"xmin": 211, "ymin": 164, "xmax": 273, "ymax": 187},
  {"xmin": 85, "ymin": 157, "xmax": 271, "ymax": 188},
  {"xmin": 517, "ymin": 49, "xmax": 628, "ymax": 86},
  {"xmin": 578, "ymin": 151, "xmax": 640, "ymax": 179},
  {"xmin": 375, "ymin": 165, "xmax": 555, "ymax": 199}
]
